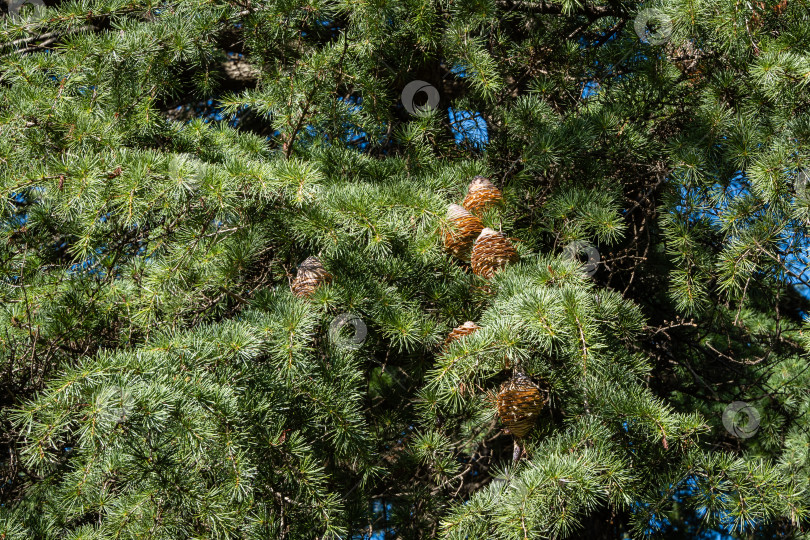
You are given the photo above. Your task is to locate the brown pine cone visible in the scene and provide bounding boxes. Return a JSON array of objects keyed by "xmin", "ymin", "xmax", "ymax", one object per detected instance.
[
  {"xmin": 443, "ymin": 321, "xmax": 480, "ymax": 350},
  {"xmin": 497, "ymin": 373, "xmax": 545, "ymax": 438},
  {"xmin": 462, "ymin": 176, "xmax": 502, "ymax": 214},
  {"xmin": 291, "ymin": 256, "xmax": 332, "ymax": 298},
  {"xmin": 665, "ymin": 40, "xmax": 704, "ymax": 85},
  {"xmin": 470, "ymin": 228, "xmax": 519, "ymax": 278},
  {"xmin": 443, "ymin": 204, "xmax": 484, "ymax": 261}
]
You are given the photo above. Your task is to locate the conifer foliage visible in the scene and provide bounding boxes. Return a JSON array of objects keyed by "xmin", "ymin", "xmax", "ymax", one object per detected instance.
[{"xmin": 1, "ymin": 0, "xmax": 810, "ymax": 537}]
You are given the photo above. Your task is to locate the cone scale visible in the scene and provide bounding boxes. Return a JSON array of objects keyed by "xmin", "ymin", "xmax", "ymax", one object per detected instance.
[
  {"xmin": 443, "ymin": 321, "xmax": 480, "ymax": 350},
  {"xmin": 462, "ymin": 176, "xmax": 502, "ymax": 215},
  {"xmin": 470, "ymin": 228, "xmax": 519, "ymax": 278},
  {"xmin": 291, "ymin": 256, "xmax": 332, "ymax": 298},
  {"xmin": 497, "ymin": 373, "xmax": 545, "ymax": 439},
  {"xmin": 443, "ymin": 204, "xmax": 484, "ymax": 261}
]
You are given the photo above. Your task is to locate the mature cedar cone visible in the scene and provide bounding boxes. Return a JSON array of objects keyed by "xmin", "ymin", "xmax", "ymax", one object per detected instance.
[
  {"xmin": 291, "ymin": 256, "xmax": 332, "ymax": 298},
  {"xmin": 462, "ymin": 176, "xmax": 502, "ymax": 214},
  {"xmin": 497, "ymin": 373, "xmax": 545, "ymax": 438},
  {"xmin": 665, "ymin": 39, "xmax": 704, "ymax": 85},
  {"xmin": 470, "ymin": 228, "xmax": 519, "ymax": 278},
  {"xmin": 443, "ymin": 204, "xmax": 484, "ymax": 261},
  {"xmin": 443, "ymin": 321, "xmax": 480, "ymax": 350}
]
